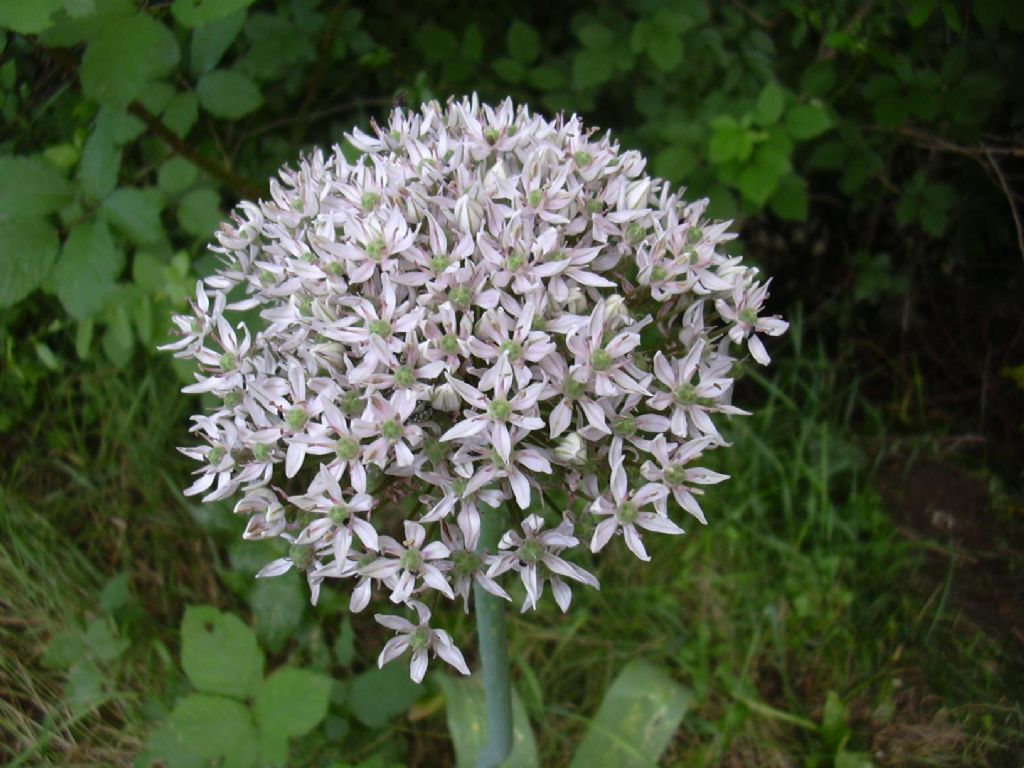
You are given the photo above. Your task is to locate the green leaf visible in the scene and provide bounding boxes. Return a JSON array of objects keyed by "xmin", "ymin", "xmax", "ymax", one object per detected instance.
[
  {"xmin": 166, "ymin": 694, "xmax": 258, "ymax": 768},
  {"xmin": 784, "ymin": 103, "xmax": 832, "ymax": 140},
  {"xmin": 334, "ymin": 617, "xmax": 355, "ymax": 666},
  {"xmin": 769, "ymin": 174, "xmax": 809, "ymax": 221},
  {"xmin": 0, "ymin": 218, "xmax": 60, "ymax": 308},
  {"xmin": 507, "ymin": 20, "xmax": 540, "ymax": 64},
  {"xmin": 255, "ymin": 667, "xmax": 332, "ymax": 742},
  {"xmin": 0, "ymin": 156, "xmax": 73, "ymax": 220},
  {"xmin": 180, "ymin": 606, "xmax": 264, "ymax": 699},
  {"xmin": 79, "ymin": 118, "xmax": 121, "ymax": 203},
  {"xmin": 43, "ymin": 627, "xmax": 87, "ymax": 669},
  {"xmin": 172, "ymin": 0, "xmax": 256, "ymax": 27},
  {"xmin": 415, "ymin": 22, "xmax": 458, "ymax": 62},
  {"xmin": 438, "ymin": 674, "xmax": 539, "ymax": 768},
  {"xmin": 646, "ymin": 27, "xmax": 684, "ymax": 72},
  {"xmin": 249, "ymin": 573, "xmax": 304, "ymax": 653},
  {"xmin": 527, "ymin": 64, "xmax": 564, "ymax": 91},
  {"xmin": 196, "ymin": 69, "xmax": 263, "ymax": 118},
  {"xmin": 346, "ymin": 662, "xmax": 422, "ymax": 728},
  {"xmin": 0, "ymin": 0, "xmax": 64, "ymax": 34},
  {"xmin": 102, "ymin": 298, "xmax": 134, "ymax": 366},
  {"xmin": 84, "ymin": 617, "xmax": 129, "ymax": 662},
  {"xmin": 754, "ymin": 82, "xmax": 785, "ymax": 127},
  {"xmin": 101, "ymin": 188, "xmax": 164, "ymax": 245},
  {"xmin": 163, "ymin": 92, "xmax": 199, "ymax": 137},
  {"xmin": 158, "ymin": 157, "xmax": 200, "ymax": 196},
  {"xmin": 708, "ymin": 119, "xmax": 753, "ymax": 164},
  {"xmin": 572, "ymin": 47, "xmax": 615, "ymax": 89},
  {"xmin": 653, "ymin": 145, "xmax": 697, "ymax": 181},
  {"xmin": 821, "ymin": 690, "xmax": 850, "ymax": 752},
  {"xmin": 80, "ymin": 13, "xmax": 180, "ymax": 108},
  {"xmin": 739, "ymin": 159, "xmax": 782, "ymax": 206},
  {"xmin": 190, "ymin": 10, "xmax": 246, "ymax": 74},
  {"xmin": 493, "ymin": 58, "xmax": 526, "ymax": 83},
  {"xmin": 568, "ymin": 660, "xmax": 692, "ymax": 768},
  {"xmin": 177, "ymin": 188, "xmax": 222, "ymax": 237},
  {"xmin": 53, "ymin": 220, "xmax": 124, "ymax": 320}
]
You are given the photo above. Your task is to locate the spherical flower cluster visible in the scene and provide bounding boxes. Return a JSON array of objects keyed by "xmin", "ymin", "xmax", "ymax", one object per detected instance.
[{"xmin": 163, "ymin": 96, "xmax": 787, "ymax": 683}]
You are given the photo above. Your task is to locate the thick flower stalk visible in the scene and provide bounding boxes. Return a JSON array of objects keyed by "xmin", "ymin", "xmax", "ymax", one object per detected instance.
[{"xmin": 163, "ymin": 96, "xmax": 787, "ymax": 688}]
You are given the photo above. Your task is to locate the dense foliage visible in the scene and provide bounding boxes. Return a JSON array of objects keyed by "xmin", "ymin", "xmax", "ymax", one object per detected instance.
[{"xmin": 1, "ymin": 0, "xmax": 1021, "ymax": 766}]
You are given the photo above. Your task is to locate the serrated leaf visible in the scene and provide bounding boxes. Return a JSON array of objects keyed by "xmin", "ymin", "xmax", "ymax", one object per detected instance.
[
  {"xmin": 166, "ymin": 694, "xmax": 258, "ymax": 768},
  {"xmin": 163, "ymin": 92, "xmax": 199, "ymax": 137},
  {"xmin": 81, "ymin": 14, "xmax": 179, "ymax": 107},
  {"xmin": 255, "ymin": 667, "xmax": 332, "ymax": 741},
  {"xmin": 0, "ymin": 156, "xmax": 73, "ymax": 220},
  {"xmin": 507, "ymin": 20, "xmax": 540, "ymax": 64},
  {"xmin": 0, "ymin": 217, "xmax": 60, "ymax": 308},
  {"xmin": 572, "ymin": 47, "xmax": 615, "ymax": 89},
  {"xmin": 437, "ymin": 675, "xmax": 539, "ymax": 768},
  {"xmin": 172, "ymin": 0, "xmax": 255, "ymax": 27},
  {"xmin": 190, "ymin": 10, "xmax": 246, "ymax": 74},
  {"xmin": 196, "ymin": 69, "xmax": 263, "ymax": 118},
  {"xmin": 177, "ymin": 188, "xmax": 222, "ymax": 237},
  {"xmin": 754, "ymin": 82, "xmax": 785, "ymax": 126},
  {"xmin": 158, "ymin": 157, "xmax": 200, "ymax": 196},
  {"xmin": 784, "ymin": 103, "xmax": 832, "ymax": 140},
  {"xmin": 249, "ymin": 574, "xmax": 304, "ymax": 653},
  {"xmin": 739, "ymin": 158, "xmax": 783, "ymax": 206},
  {"xmin": 101, "ymin": 188, "xmax": 164, "ymax": 245},
  {"xmin": 79, "ymin": 118, "xmax": 121, "ymax": 202},
  {"xmin": 708, "ymin": 120, "xmax": 753, "ymax": 164},
  {"xmin": 346, "ymin": 662, "xmax": 422, "ymax": 728},
  {"xmin": 569, "ymin": 660, "xmax": 692, "ymax": 768},
  {"xmin": 769, "ymin": 174, "xmax": 809, "ymax": 221},
  {"xmin": 181, "ymin": 606, "xmax": 264, "ymax": 699},
  {"xmin": 0, "ymin": 0, "xmax": 64, "ymax": 34},
  {"xmin": 53, "ymin": 220, "xmax": 124, "ymax": 319}
]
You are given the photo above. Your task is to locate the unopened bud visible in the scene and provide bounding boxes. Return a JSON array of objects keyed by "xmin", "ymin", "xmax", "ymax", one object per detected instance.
[
  {"xmin": 431, "ymin": 383, "xmax": 460, "ymax": 412},
  {"xmin": 554, "ymin": 433, "xmax": 587, "ymax": 466}
]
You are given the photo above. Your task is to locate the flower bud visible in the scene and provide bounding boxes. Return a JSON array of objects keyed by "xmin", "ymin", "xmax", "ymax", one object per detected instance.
[
  {"xmin": 626, "ymin": 179, "xmax": 651, "ymax": 210},
  {"xmin": 431, "ymin": 383, "xmax": 461, "ymax": 412},
  {"xmin": 554, "ymin": 433, "xmax": 587, "ymax": 466},
  {"xmin": 455, "ymin": 192, "xmax": 484, "ymax": 233}
]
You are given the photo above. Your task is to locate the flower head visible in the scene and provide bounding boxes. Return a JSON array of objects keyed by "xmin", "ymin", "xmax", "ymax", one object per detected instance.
[{"xmin": 166, "ymin": 95, "xmax": 786, "ymax": 682}]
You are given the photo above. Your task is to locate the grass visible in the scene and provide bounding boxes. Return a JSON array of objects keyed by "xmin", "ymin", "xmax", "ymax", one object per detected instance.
[{"xmin": 1, "ymin": 322, "xmax": 1021, "ymax": 766}]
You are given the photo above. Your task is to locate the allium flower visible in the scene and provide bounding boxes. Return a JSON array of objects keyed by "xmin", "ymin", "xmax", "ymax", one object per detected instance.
[{"xmin": 164, "ymin": 95, "xmax": 787, "ymax": 681}]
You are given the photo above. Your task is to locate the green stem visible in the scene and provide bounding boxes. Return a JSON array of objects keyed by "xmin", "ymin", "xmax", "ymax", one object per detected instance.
[{"xmin": 474, "ymin": 506, "xmax": 513, "ymax": 768}]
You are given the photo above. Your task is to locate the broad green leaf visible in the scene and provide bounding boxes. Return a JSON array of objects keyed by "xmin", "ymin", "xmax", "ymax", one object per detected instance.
[
  {"xmin": 654, "ymin": 145, "xmax": 697, "ymax": 181},
  {"xmin": 0, "ymin": 0, "xmax": 64, "ymax": 34},
  {"xmin": 438, "ymin": 674, "xmax": 539, "ymax": 768},
  {"xmin": 53, "ymin": 220, "xmax": 124, "ymax": 319},
  {"xmin": 172, "ymin": 0, "xmax": 255, "ymax": 28},
  {"xmin": 739, "ymin": 157, "xmax": 783, "ymax": 206},
  {"xmin": 493, "ymin": 58, "xmax": 526, "ymax": 84},
  {"xmin": 166, "ymin": 694, "xmax": 258, "ymax": 768},
  {"xmin": 249, "ymin": 574, "xmax": 304, "ymax": 653},
  {"xmin": 527, "ymin": 64, "xmax": 564, "ymax": 91},
  {"xmin": 98, "ymin": 106, "xmax": 146, "ymax": 144},
  {"xmin": 784, "ymin": 103, "xmax": 832, "ymax": 140},
  {"xmin": 101, "ymin": 188, "xmax": 164, "ymax": 245},
  {"xmin": 255, "ymin": 668, "xmax": 332, "ymax": 741},
  {"xmin": 346, "ymin": 662, "xmax": 422, "ymax": 728},
  {"xmin": 196, "ymin": 69, "xmax": 263, "ymax": 118},
  {"xmin": 138, "ymin": 80, "xmax": 176, "ymax": 114},
  {"xmin": 646, "ymin": 27, "xmax": 683, "ymax": 72},
  {"xmin": 415, "ymin": 22, "xmax": 457, "ymax": 62},
  {"xmin": 568, "ymin": 660, "xmax": 692, "ymax": 768},
  {"xmin": 821, "ymin": 690, "xmax": 850, "ymax": 751},
  {"xmin": 801, "ymin": 61, "xmax": 835, "ymax": 97},
  {"xmin": 42, "ymin": 627, "xmax": 87, "ymax": 669},
  {"xmin": 507, "ymin": 20, "xmax": 540, "ymax": 64},
  {"xmin": 158, "ymin": 157, "xmax": 200, "ymax": 196},
  {"xmin": 334, "ymin": 616, "xmax": 355, "ymax": 666},
  {"xmin": 83, "ymin": 617, "xmax": 129, "ymax": 661},
  {"xmin": 80, "ymin": 14, "xmax": 179, "ymax": 107},
  {"xmin": 102, "ymin": 298, "xmax": 134, "ymax": 366},
  {"xmin": 163, "ymin": 91, "xmax": 199, "ymax": 137},
  {"xmin": 177, "ymin": 188, "xmax": 222, "ymax": 237},
  {"xmin": 769, "ymin": 174, "xmax": 808, "ymax": 221},
  {"xmin": 835, "ymin": 752, "xmax": 876, "ymax": 768},
  {"xmin": 79, "ymin": 118, "xmax": 121, "ymax": 202},
  {"xmin": 0, "ymin": 218, "xmax": 60, "ymax": 308},
  {"xmin": 708, "ymin": 120, "xmax": 753, "ymax": 164},
  {"xmin": 0, "ymin": 156, "xmax": 73, "ymax": 220},
  {"xmin": 572, "ymin": 48, "xmax": 615, "ymax": 89},
  {"xmin": 180, "ymin": 606, "xmax": 264, "ymax": 699},
  {"xmin": 75, "ymin": 318, "xmax": 95, "ymax": 360},
  {"xmin": 754, "ymin": 82, "xmax": 785, "ymax": 126},
  {"xmin": 190, "ymin": 10, "xmax": 246, "ymax": 74}
]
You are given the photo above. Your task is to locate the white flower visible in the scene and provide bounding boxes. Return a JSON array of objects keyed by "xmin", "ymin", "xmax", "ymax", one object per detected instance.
[
  {"xmin": 165, "ymin": 96, "xmax": 785, "ymax": 682},
  {"xmin": 376, "ymin": 601, "xmax": 470, "ymax": 683}
]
